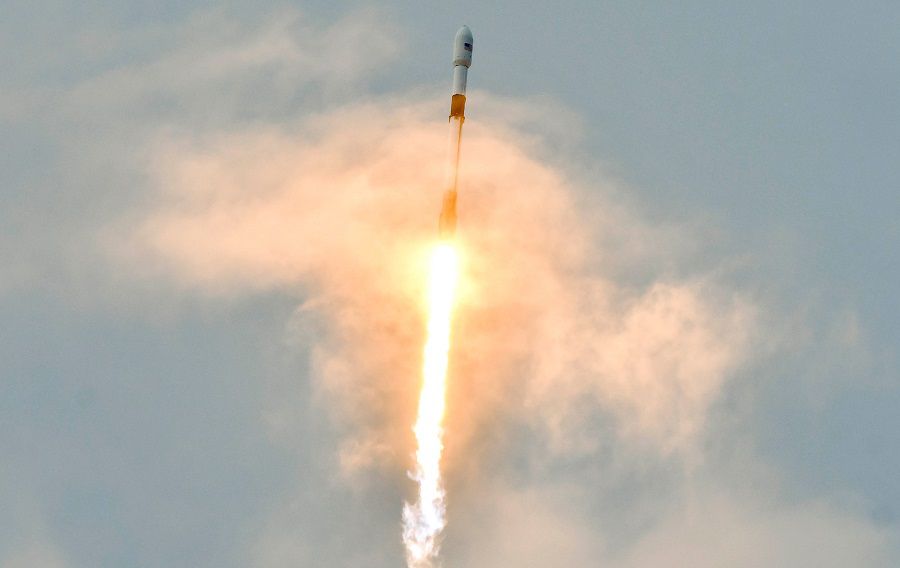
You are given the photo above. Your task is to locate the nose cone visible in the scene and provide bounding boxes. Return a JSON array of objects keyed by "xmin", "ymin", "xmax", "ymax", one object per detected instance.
[{"xmin": 453, "ymin": 25, "xmax": 473, "ymax": 68}]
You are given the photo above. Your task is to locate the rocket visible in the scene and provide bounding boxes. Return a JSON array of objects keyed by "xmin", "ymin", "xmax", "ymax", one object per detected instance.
[{"xmin": 438, "ymin": 25, "xmax": 473, "ymax": 239}]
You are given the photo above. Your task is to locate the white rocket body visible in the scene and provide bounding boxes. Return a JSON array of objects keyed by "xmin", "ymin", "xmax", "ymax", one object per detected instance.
[
  {"xmin": 451, "ymin": 26, "xmax": 473, "ymax": 97},
  {"xmin": 439, "ymin": 26, "xmax": 473, "ymax": 239}
]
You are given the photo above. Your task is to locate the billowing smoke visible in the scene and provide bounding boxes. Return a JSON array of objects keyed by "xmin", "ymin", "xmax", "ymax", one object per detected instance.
[
  {"xmin": 117, "ymin": 93, "xmax": 754, "ymax": 469},
  {"xmin": 109, "ymin": 90, "xmax": 762, "ymax": 567}
]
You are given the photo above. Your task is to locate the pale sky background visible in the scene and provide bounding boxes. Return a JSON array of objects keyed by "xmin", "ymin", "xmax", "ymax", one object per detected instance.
[{"xmin": 2, "ymin": 2, "xmax": 899, "ymax": 567}]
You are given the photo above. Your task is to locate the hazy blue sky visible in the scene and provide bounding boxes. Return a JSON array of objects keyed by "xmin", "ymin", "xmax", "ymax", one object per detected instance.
[{"xmin": 2, "ymin": 2, "xmax": 898, "ymax": 567}]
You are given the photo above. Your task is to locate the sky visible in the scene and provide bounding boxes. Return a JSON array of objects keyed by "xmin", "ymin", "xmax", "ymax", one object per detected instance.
[{"xmin": 2, "ymin": 1, "xmax": 899, "ymax": 567}]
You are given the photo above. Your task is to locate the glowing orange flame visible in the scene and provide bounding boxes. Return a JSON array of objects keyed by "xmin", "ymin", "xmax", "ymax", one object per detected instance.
[{"xmin": 403, "ymin": 243, "xmax": 459, "ymax": 567}]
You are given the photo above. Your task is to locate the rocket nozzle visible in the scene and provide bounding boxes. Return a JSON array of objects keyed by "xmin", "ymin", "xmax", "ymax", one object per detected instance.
[{"xmin": 449, "ymin": 94, "xmax": 466, "ymax": 119}]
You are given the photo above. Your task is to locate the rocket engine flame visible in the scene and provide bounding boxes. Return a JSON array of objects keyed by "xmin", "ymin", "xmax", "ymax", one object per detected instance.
[
  {"xmin": 403, "ymin": 243, "xmax": 459, "ymax": 567},
  {"xmin": 403, "ymin": 25, "xmax": 471, "ymax": 567}
]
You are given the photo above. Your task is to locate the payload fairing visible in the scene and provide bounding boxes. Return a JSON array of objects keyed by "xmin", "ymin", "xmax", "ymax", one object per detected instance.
[{"xmin": 438, "ymin": 25, "xmax": 473, "ymax": 239}]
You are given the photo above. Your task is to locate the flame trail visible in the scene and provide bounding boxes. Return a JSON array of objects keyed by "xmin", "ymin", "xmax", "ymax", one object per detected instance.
[{"xmin": 403, "ymin": 243, "xmax": 459, "ymax": 567}]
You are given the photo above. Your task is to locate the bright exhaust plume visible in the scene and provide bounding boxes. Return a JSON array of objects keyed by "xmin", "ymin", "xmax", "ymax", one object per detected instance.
[{"xmin": 402, "ymin": 243, "xmax": 459, "ymax": 567}]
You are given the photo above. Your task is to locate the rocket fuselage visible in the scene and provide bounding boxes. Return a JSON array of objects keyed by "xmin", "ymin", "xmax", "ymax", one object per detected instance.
[{"xmin": 438, "ymin": 26, "xmax": 473, "ymax": 240}]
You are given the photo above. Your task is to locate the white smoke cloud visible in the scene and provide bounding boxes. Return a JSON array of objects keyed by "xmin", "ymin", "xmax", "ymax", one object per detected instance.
[{"xmin": 115, "ymin": 92, "xmax": 757, "ymax": 466}]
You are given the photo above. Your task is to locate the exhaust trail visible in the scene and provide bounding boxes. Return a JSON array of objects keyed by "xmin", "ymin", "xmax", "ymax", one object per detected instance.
[
  {"xmin": 403, "ymin": 25, "xmax": 473, "ymax": 568},
  {"xmin": 402, "ymin": 243, "xmax": 459, "ymax": 567},
  {"xmin": 438, "ymin": 114, "xmax": 464, "ymax": 239}
]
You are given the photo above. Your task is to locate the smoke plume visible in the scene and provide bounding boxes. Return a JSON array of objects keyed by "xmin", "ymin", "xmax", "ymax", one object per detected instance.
[{"xmin": 116, "ymin": 94, "xmax": 755, "ymax": 477}]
